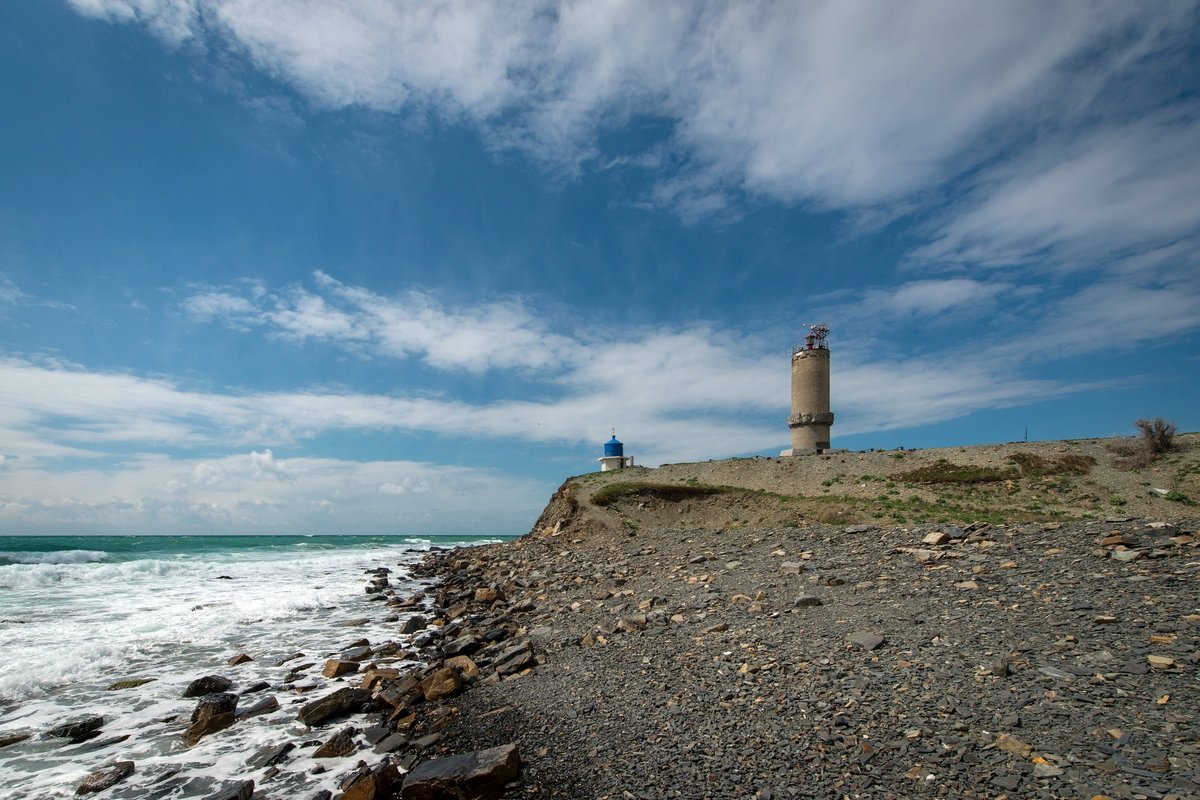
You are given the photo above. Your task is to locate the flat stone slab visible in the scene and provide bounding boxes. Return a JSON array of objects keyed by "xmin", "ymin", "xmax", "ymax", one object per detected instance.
[{"xmin": 846, "ymin": 631, "xmax": 886, "ymax": 651}]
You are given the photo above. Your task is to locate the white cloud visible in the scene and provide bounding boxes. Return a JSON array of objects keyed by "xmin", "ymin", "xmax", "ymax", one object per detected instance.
[
  {"xmin": 182, "ymin": 290, "xmax": 257, "ymax": 319},
  {"xmin": 183, "ymin": 272, "xmax": 579, "ymax": 373},
  {"xmin": 0, "ymin": 450, "xmax": 545, "ymax": 535},
  {"xmin": 915, "ymin": 110, "xmax": 1200, "ymax": 271},
  {"xmin": 860, "ymin": 279, "xmax": 1013, "ymax": 319},
  {"xmin": 67, "ymin": 1, "xmax": 1195, "ymax": 212}
]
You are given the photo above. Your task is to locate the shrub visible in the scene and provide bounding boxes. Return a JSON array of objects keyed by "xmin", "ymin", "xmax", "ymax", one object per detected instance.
[
  {"xmin": 1136, "ymin": 417, "xmax": 1177, "ymax": 455},
  {"xmin": 896, "ymin": 462, "xmax": 1013, "ymax": 484}
]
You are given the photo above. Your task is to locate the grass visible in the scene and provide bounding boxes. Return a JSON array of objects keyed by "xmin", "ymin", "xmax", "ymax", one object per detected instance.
[
  {"xmin": 591, "ymin": 481, "xmax": 730, "ymax": 507},
  {"xmin": 1008, "ymin": 452, "xmax": 1096, "ymax": 477},
  {"xmin": 896, "ymin": 459, "xmax": 1013, "ymax": 485}
]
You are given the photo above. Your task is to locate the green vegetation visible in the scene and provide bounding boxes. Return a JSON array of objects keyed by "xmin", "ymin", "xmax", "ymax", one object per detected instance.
[
  {"xmin": 1008, "ymin": 452, "xmax": 1095, "ymax": 477},
  {"xmin": 1164, "ymin": 491, "xmax": 1195, "ymax": 506},
  {"xmin": 896, "ymin": 459, "xmax": 1013, "ymax": 485},
  {"xmin": 591, "ymin": 481, "xmax": 730, "ymax": 507}
]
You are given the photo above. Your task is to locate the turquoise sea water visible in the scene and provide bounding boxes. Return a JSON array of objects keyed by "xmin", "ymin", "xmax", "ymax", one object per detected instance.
[
  {"xmin": 0, "ymin": 533, "xmax": 509, "ymax": 566},
  {"xmin": 0, "ymin": 532, "xmax": 506, "ymax": 798}
]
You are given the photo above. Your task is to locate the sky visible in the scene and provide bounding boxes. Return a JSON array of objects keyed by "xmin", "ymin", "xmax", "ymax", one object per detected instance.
[{"xmin": 1, "ymin": 1, "xmax": 1198, "ymax": 536}]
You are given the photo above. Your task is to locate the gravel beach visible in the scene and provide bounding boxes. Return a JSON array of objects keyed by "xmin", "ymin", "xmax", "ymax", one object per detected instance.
[
  {"xmin": 398, "ymin": 436, "xmax": 1200, "ymax": 799},
  {"xmin": 413, "ymin": 513, "xmax": 1199, "ymax": 800}
]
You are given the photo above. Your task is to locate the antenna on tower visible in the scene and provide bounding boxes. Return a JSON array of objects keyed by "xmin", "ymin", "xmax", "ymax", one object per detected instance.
[{"xmin": 802, "ymin": 323, "xmax": 829, "ymax": 351}]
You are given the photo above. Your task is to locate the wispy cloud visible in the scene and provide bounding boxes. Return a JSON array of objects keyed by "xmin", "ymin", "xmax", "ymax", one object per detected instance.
[
  {"xmin": 68, "ymin": 1, "xmax": 1196, "ymax": 215},
  {"xmin": 914, "ymin": 109, "xmax": 1200, "ymax": 271}
]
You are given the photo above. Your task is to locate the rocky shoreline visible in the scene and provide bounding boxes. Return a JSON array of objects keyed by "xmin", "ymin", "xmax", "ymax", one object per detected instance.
[
  {"xmin": 7, "ymin": 454, "xmax": 1198, "ymax": 799},
  {"xmin": 53, "ymin": 515, "xmax": 1200, "ymax": 799},
  {"xmin": 404, "ymin": 512, "xmax": 1199, "ymax": 800}
]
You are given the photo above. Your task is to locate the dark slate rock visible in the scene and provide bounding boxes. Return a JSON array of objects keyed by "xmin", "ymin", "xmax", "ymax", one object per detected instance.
[
  {"xmin": 297, "ymin": 687, "xmax": 369, "ymax": 726},
  {"xmin": 76, "ymin": 761, "xmax": 134, "ymax": 795},
  {"xmin": 401, "ymin": 743, "xmax": 521, "ymax": 800},
  {"xmin": 47, "ymin": 716, "xmax": 105, "ymax": 740},
  {"xmin": 184, "ymin": 676, "xmax": 232, "ymax": 698}
]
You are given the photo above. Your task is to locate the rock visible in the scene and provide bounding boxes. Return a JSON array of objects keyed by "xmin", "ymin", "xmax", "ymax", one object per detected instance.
[
  {"xmin": 1110, "ymin": 549, "xmax": 1141, "ymax": 562},
  {"xmin": 313, "ymin": 727, "xmax": 357, "ymax": 758},
  {"xmin": 401, "ymin": 743, "xmax": 521, "ymax": 800},
  {"xmin": 184, "ymin": 676, "xmax": 232, "ymax": 698},
  {"xmin": 374, "ymin": 732, "xmax": 408, "ymax": 754},
  {"xmin": 780, "ymin": 561, "xmax": 804, "ymax": 575},
  {"xmin": 705, "ymin": 622, "xmax": 728, "ymax": 633},
  {"xmin": 475, "ymin": 587, "xmax": 504, "ymax": 603},
  {"xmin": 443, "ymin": 635, "xmax": 481, "ymax": 658},
  {"xmin": 323, "ymin": 659, "xmax": 360, "ymax": 678},
  {"xmin": 446, "ymin": 656, "xmax": 480, "ymax": 679},
  {"xmin": 336, "ymin": 618, "xmax": 371, "ymax": 627},
  {"xmin": 922, "ymin": 531, "xmax": 949, "ymax": 546},
  {"xmin": 184, "ymin": 695, "xmax": 238, "ymax": 747},
  {"xmin": 341, "ymin": 645, "xmax": 373, "ymax": 661},
  {"xmin": 420, "ymin": 666, "xmax": 463, "ymax": 701},
  {"xmin": 1147, "ymin": 655, "xmax": 1175, "ymax": 669},
  {"xmin": 793, "ymin": 595, "xmax": 823, "ymax": 607},
  {"xmin": 183, "ymin": 712, "xmax": 235, "ymax": 747},
  {"xmin": 227, "ymin": 653, "xmax": 253, "ymax": 666},
  {"xmin": 492, "ymin": 642, "xmax": 535, "ymax": 676},
  {"xmin": 401, "ymin": 615, "xmax": 428, "ymax": 635},
  {"xmin": 247, "ymin": 741, "xmax": 295, "ymax": 768},
  {"xmin": 191, "ymin": 693, "xmax": 238, "ymax": 723},
  {"xmin": 992, "ymin": 657, "xmax": 1010, "ymax": 677},
  {"xmin": 846, "ymin": 632, "xmax": 885, "ymax": 651},
  {"xmin": 236, "ymin": 695, "xmax": 280, "ymax": 719},
  {"xmin": 0, "ymin": 732, "xmax": 31, "ymax": 748},
  {"xmin": 994, "ymin": 732, "xmax": 1033, "ymax": 757},
  {"xmin": 360, "ymin": 668, "xmax": 401, "ymax": 693},
  {"xmin": 298, "ymin": 687, "xmax": 370, "ymax": 726},
  {"xmin": 375, "ymin": 673, "xmax": 423, "ymax": 709},
  {"xmin": 47, "ymin": 716, "xmax": 105, "ymax": 740},
  {"xmin": 76, "ymin": 761, "xmax": 134, "ymax": 795},
  {"xmin": 340, "ymin": 763, "xmax": 400, "ymax": 800},
  {"xmin": 240, "ymin": 681, "xmax": 270, "ymax": 695},
  {"xmin": 205, "ymin": 779, "xmax": 254, "ymax": 800},
  {"xmin": 106, "ymin": 678, "xmax": 155, "ymax": 691}
]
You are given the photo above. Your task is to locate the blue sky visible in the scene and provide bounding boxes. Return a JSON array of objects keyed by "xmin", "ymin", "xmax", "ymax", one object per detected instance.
[{"xmin": 1, "ymin": 1, "xmax": 1198, "ymax": 535}]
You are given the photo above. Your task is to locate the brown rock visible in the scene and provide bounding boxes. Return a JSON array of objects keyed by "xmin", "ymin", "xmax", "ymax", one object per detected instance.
[
  {"xmin": 401, "ymin": 743, "xmax": 521, "ymax": 800},
  {"xmin": 474, "ymin": 587, "xmax": 505, "ymax": 603},
  {"xmin": 76, "ymin": 761, "xmax": 134, "ymax": 795},
  {"xmin": 323, "ymin": 659, "xmax": 360, "ymax": 678},
  {"xmin": 445, "ymin": 656, "xmax": 480, "ymax": 679},
  {"xmin": 420, "ymin": 666, "xmax": 463, "ymax": 701},
  {"xmin": 995, "ymin": 732, "xmax": 1033, "ymax": 757},
  {"xmin": 313, "ymin": 727, "xmax": 357, "ymax": 758},
  {"xmin": 183, "ymin": 711, "xmax": 235, "ymax": 747},
  {"xmin": 227, "ymin": 653, "xmax": 253, "ymax": 666},
  {"xmin": 922, "ymin": 531, "xmax": 950, "ymax": 546},
  {"xmin": 360, "ymin": 668, "xmax": 401, "ymax": 693},
  {"xmin": 341, "ymin": 763, "xmax": 400, "ymax": 800},
  {"xmin": 0, "ymin": 732, "xmax": 31, "ymax": 748},
  {"xmin": 375, "ymin": 673, "xmax": 423, "ymax": 709},
  {"xmin": 297, "ymin": 687, "xmax": 369, "ymax": 726}
]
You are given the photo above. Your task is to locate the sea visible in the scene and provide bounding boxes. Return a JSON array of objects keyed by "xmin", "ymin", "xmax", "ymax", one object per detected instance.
[{"xmin": 0, "ymin": 533, "xmax": 505, "ymax": 799}]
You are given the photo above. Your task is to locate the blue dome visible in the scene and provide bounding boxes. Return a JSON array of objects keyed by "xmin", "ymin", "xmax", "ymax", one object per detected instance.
[{"xmin": 603, "ymin": 435, "xmax": 624, "ymax": 457}]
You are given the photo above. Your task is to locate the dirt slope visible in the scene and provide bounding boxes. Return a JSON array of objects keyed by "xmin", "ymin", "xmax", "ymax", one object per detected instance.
[{"xmin": 536, "ymin": 433, "xmax": 1200, "ymax": 536}]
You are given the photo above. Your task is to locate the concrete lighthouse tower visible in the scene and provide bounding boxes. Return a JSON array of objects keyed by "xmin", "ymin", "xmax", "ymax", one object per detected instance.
[{"xmin": 781, "ymin": 324, "xmax": 834, "ymax": 456}]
